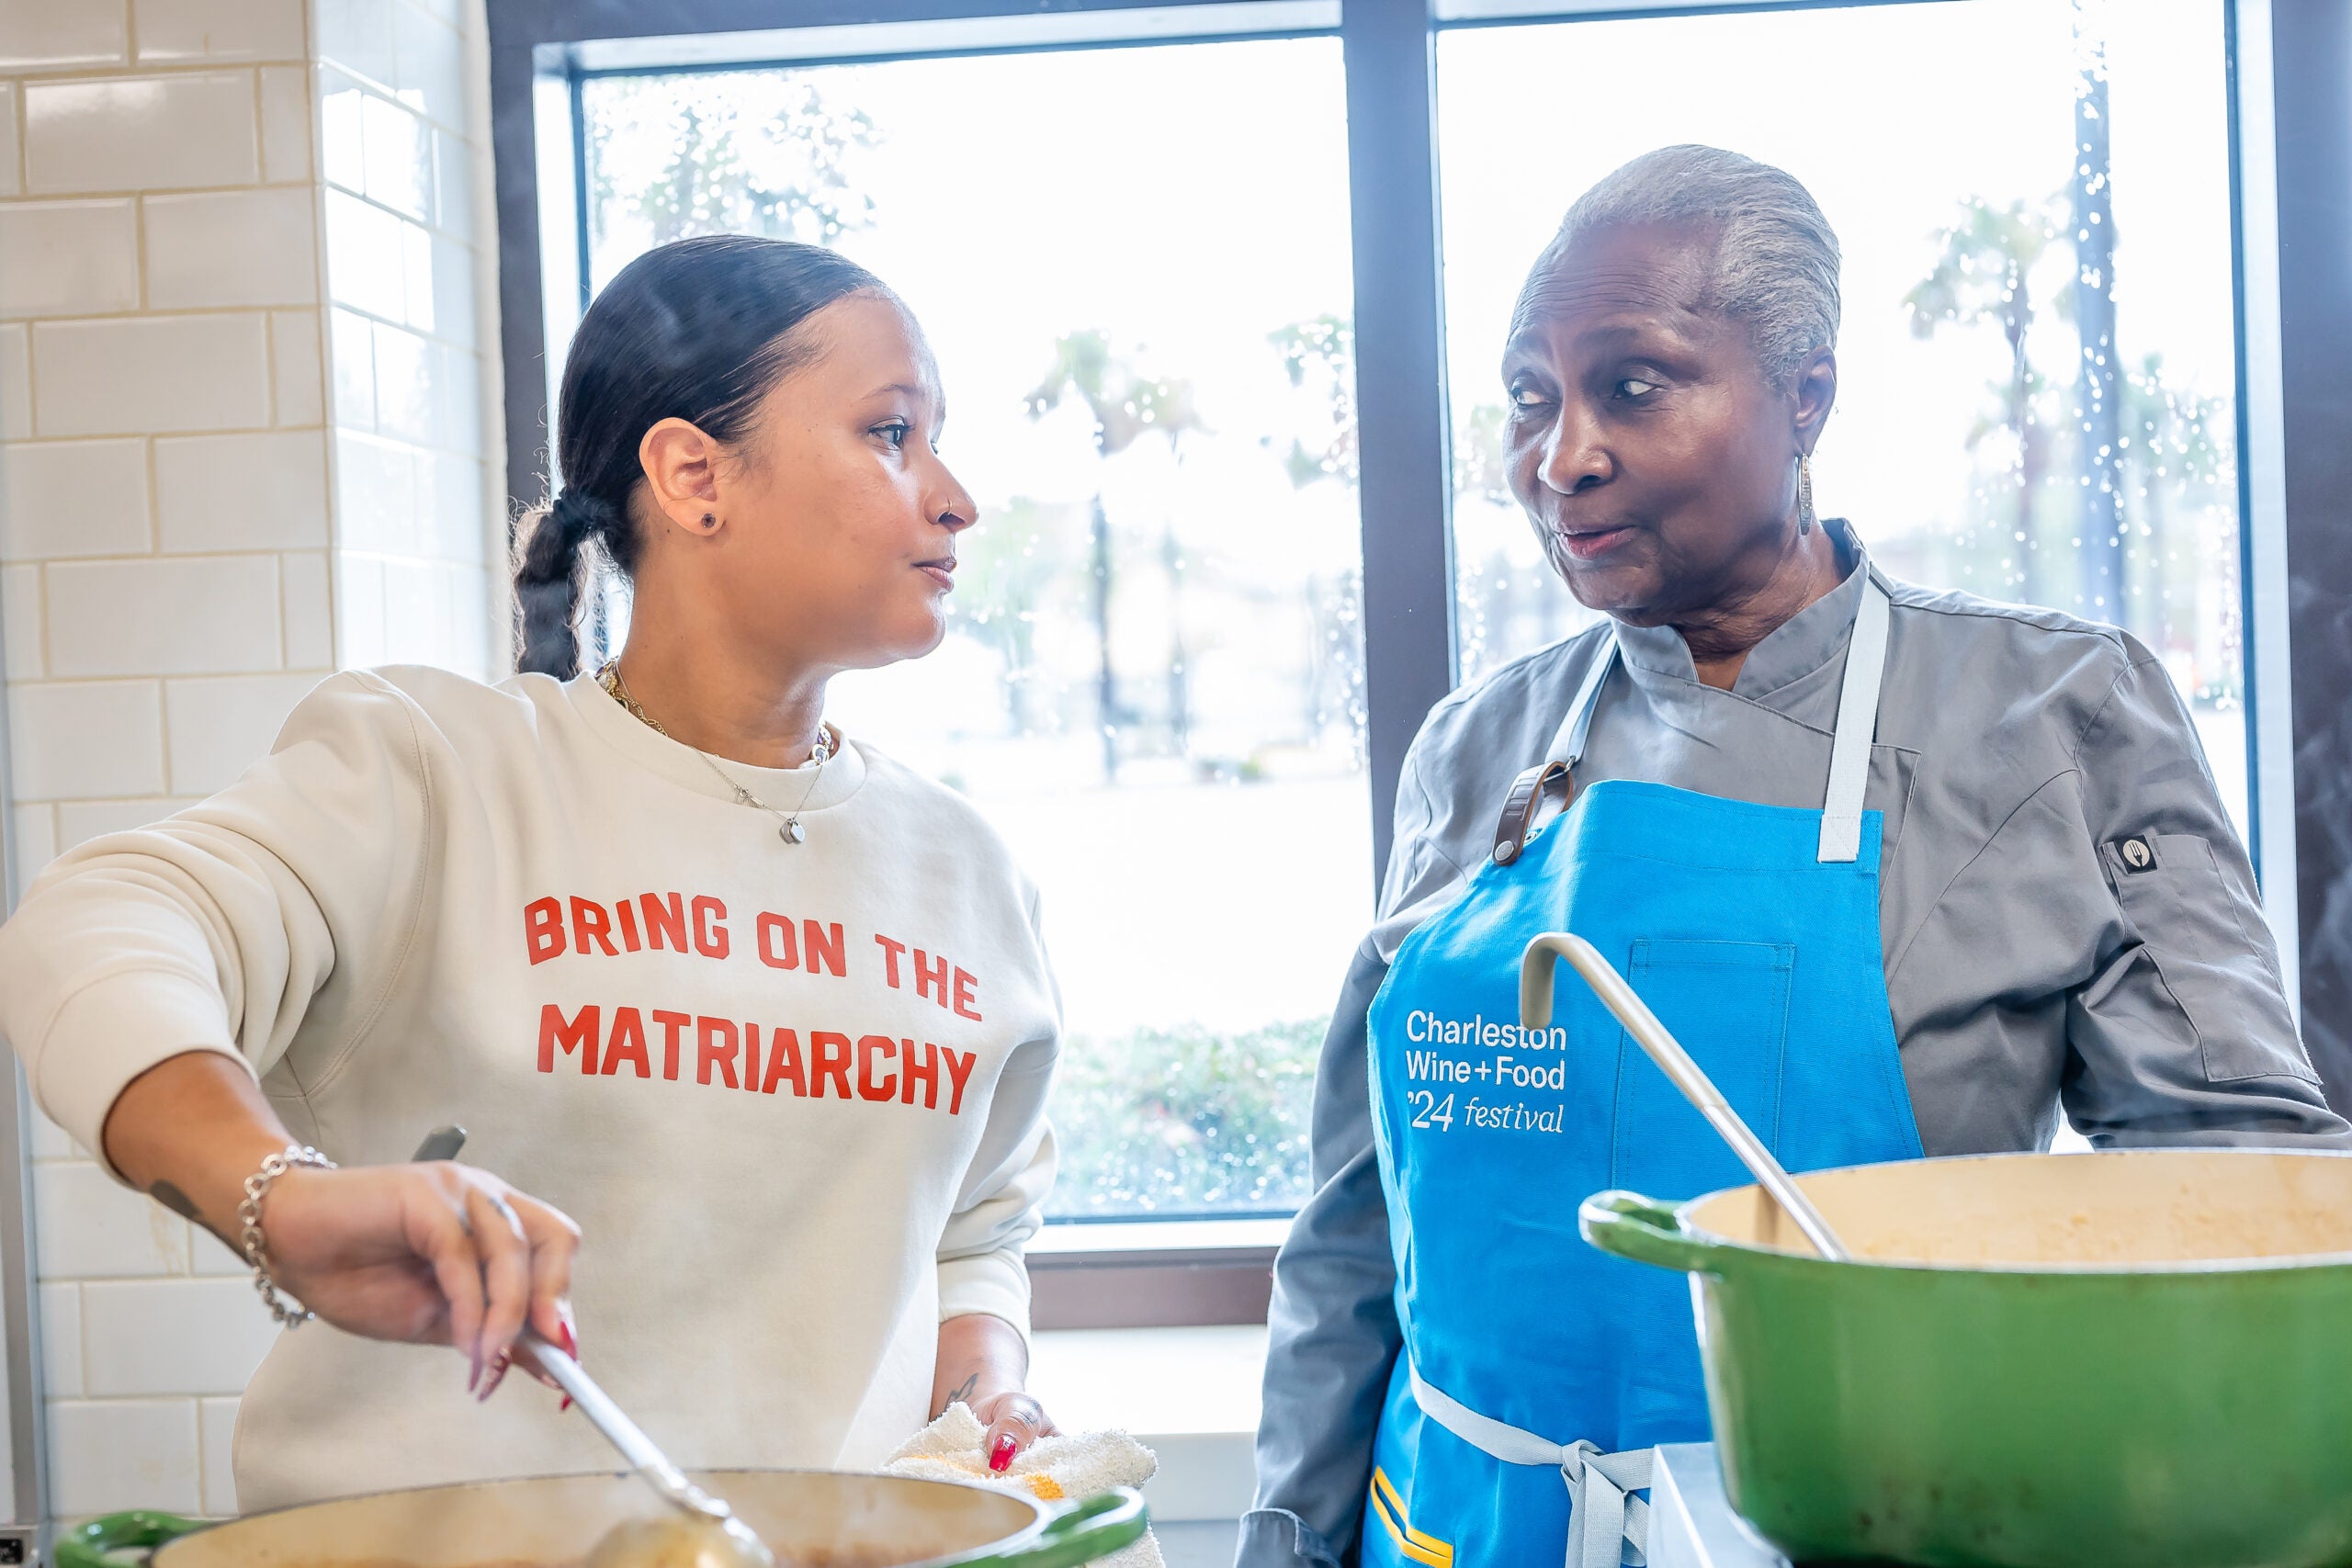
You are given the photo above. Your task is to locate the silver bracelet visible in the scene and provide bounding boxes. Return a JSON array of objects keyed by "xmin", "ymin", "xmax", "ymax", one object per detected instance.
[{"xmin": 238, "ymin": 1145, "xmax": 336, "ymax": 1328}]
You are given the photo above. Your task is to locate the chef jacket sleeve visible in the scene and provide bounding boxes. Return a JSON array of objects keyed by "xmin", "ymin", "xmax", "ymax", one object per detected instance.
[
  {"xmin": 1238, "ymin": 945, "xmax": 1398, "ymax": 1568},
  {"xmin": 934, "ymin": 888, "xmax": 1060, "ymax": 1345},
  {"xmin": 2061, "ymin": 649, "xmax": 2348, "ymax": 1145},
  {"xmin": 0, "ymin": 671, "xmax": 427, "ymax": 1173},
  {"xmin": 1240, "ymin": 741, "xmax": 1472, "ymax": 1567}
]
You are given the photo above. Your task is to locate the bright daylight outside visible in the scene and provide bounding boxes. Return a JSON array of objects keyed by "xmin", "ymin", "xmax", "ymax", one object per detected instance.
[
  {"xmin": 1445, "ymin": 0, "xmax": 2251, "ymax": 834},
  {"xmin": 580, "ymin": 0, "xmax": 2246, "ymax": 1219},
  {"xmin": 582, "ymin": 39, "xmax": 1363, "ymax": 1219}
]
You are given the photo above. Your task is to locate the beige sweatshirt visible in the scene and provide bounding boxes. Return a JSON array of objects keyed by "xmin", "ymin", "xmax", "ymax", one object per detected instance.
[{"xmin": 0, "ymin": 667, "xmax": 1059, "ymax": 1510}]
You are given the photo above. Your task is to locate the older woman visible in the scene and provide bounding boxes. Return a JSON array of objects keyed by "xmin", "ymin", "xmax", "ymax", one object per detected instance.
[{"xmin": 1240, "ymin": 145, "xmax": 2344, "ymax": 1568}]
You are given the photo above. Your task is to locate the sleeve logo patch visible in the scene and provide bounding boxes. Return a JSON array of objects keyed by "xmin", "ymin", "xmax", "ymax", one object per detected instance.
[{"xmin": 2115, "ymin": 834, "xmax": 2159, "ymax": 874}]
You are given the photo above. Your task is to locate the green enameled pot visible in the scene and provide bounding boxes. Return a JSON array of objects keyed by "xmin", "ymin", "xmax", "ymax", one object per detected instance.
[
  {"xmin": 1581, "ymin": 1148, "xmax": 2352, "ymax": 1568},
  {"xmin": 58, "ymin": 1470, "xmax": 1146, "ymax": 1568}
]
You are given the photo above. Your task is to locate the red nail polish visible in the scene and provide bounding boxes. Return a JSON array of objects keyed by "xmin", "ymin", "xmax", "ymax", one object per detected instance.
[
  {"xmin": 559, "ymin": 1394, "xmax": 572, "ymax": 1414},
  {"xmin": 989, "ymin": 1433, "xmax": 1017, "ymax": 1473},
  {"xmin": 559, "ymin": 1319, "xmax": 578, "ymax": 1360}
]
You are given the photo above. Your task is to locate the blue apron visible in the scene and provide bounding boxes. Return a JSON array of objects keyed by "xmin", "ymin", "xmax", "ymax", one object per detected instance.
[{"xmin": 1361, "ymin": 581, "xmax": 1924, "ymax": 1568}]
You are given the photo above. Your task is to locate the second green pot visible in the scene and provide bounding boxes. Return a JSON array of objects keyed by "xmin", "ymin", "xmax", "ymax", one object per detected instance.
[{"xmin": 1581, "ymin": 1148, "xmax": 2352, "ymax": 1568}]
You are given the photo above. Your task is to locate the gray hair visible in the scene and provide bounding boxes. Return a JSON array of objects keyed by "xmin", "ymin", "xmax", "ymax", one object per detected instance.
[{"xmin": 1544, "ymin": 144, "xmax": 1840, "ymax": 390}]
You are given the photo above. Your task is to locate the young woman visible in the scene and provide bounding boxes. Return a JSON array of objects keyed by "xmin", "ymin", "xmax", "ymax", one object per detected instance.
[{"xmin": 0, "ymin": 236, "xmax": 1061, "ymax": 1510}]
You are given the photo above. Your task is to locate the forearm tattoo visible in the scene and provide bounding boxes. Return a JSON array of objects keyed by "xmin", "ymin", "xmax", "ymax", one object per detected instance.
[
  {"xmin": 149, "ymin": 1180, "xmax": 231, "ymax": 1247},
  {"xmin": 936, "ymin": 1371, "xmax": 978, "ymax": 1418}
]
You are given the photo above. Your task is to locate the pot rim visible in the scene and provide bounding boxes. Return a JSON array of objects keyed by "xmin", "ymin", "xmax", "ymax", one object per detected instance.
[
  {"xmin": 153, "ymin": 1465, "xmax": 1056, "ymax": 1568},
  {"xmin": 1675, "ymin": 1146, "xmax": 2352, "ymax": 1277}
]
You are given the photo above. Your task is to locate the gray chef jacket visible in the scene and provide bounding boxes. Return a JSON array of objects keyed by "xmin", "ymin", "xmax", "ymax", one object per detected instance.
[{"xmin": 1239, "ymin": 525, "xmax": 2345, "ymax": 1568}]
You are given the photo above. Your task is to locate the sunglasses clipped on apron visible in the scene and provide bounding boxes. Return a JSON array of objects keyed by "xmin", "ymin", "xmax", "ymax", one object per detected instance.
[{"xmin": 1362, "ymin": 581, "xmax": 1923, "ymax": 1568}]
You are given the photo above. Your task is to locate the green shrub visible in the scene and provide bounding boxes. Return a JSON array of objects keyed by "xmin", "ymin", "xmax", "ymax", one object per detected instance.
[{"xmin": 1046, "ymin": 1016, "xmax": 1328, "ymax": 1216}]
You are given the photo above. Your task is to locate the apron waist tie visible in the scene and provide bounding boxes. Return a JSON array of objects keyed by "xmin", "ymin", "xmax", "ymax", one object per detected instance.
[{"xmin": 1408, "ymin": 1364, "xmax": 1652, "ymax": 1568}]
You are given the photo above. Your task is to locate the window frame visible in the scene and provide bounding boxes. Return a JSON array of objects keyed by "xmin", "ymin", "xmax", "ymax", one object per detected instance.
[{"xmin": 483, "ymin": 0, "xmax": 2324, "ymax": 1329}]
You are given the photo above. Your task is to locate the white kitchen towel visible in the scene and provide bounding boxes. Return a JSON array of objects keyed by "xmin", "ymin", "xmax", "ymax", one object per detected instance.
[{"xmin": 883, "ymin": 1404, "xmax": 1164, "ymax": 1568}]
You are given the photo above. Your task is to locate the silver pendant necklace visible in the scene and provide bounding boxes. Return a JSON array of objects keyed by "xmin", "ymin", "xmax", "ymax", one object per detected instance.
[{"xmin": 596, "ymin": 660, "xmax": 832, "ymax": 845}]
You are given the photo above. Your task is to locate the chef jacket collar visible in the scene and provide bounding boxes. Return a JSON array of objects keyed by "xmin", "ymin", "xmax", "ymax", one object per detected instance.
[{"xmin": 1610, "ymin": 520, "xmax": 1880, "ymax": 704}]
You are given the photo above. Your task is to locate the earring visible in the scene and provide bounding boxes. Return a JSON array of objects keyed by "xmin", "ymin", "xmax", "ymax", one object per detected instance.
[
  {"xmin": 700, "ymin": 513, "xmax": 717, "ymax": 530},
  {"xmin": 1796, "ymin": 455, "xmax": 1815, "ymax": 536}
]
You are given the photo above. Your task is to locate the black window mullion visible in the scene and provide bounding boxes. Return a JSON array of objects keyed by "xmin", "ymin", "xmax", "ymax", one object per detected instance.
[
  {"xmin": 2267, "ymin": 0, "xmax": 2352, "ymax": 1099},
  {"xmin": 1342, "ymin": 0, "xmax": 1459, "ymax": 886},
  {"xmin": 489, "ymin": 30, "xmax": 555, "ymax": 522}
]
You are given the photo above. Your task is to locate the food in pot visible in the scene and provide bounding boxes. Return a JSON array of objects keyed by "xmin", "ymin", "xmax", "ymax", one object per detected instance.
[
  {"xmin": 585, "ymin": 1516, "xmax": 772, "ymax": 1568},
  {"xmin": 331, "ymin": 1551, "xmax": 899, "ymax": 1568}
]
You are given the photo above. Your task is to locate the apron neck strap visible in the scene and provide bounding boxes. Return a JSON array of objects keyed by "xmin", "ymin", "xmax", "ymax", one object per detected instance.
[
  {"xmin": 1541, "ymin": 577, "xmax": 1894, "ymax": 864},
  {"xmin": 1546, "ymin": 634, "xmax": 1619, "ymax": 773},
  {"xmin": 1815, "ymin": 577, "xmax": 1891, "ymax": 863}
]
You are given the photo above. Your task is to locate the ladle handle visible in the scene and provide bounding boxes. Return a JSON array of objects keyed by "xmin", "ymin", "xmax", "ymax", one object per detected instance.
[
  {"xmin": 519, "ymin": 1332, "xmax": 716, "ymax": 1517},
  {"xmin": 405, "ymin": 1129, "xmax": 766, "ymax": 1562},
  {"xmin": 1520, "ymin": 931, "xmax": 1850, "ymax": 1262}
]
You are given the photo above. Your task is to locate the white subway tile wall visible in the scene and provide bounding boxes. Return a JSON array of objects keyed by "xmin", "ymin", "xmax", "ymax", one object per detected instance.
[
  {"xmin": 0, "ymin": 0, "xmax": 505, "ymax": 1520},
  {"xmin": 52, "ymin": 797, "xmax": 201, "ymax": 852},
  {"xmin": 46, "ymin": 556, "xmax": 286, "ymax": 676},
  {"xmin": 0, "ymin": 566, "xmax": 40, "ymax": 676},
  {"xmin": 0, "ymin": 323, "xmax": 29, "ymax": 440},
  {"xmin": 0, "ymin": 6, "xmax": 130, "ymax": 74},
  {"xmin": 0, "ymin": 85, "xmax": 17, "ymax": 199},
  {"xmin": 142, "ymin": 186, "xmax": 322, "ymax": 310},
  {"xmin": 0, "ymin": 198, "xmax": 141, "ymax": 316},
  {"xmin": 317, "ymin": 0, "xmax": 503, "ymax": 678},
  {"xmin": 163, "ymin": 671, "xmax": 328, "ymax": 793},
  {"xmin": 7, "ymin": 681, "xmax": 168, "ymax": 800},
  {"xmin": 30, "ymin": 312, "xmax": 273, "ymax": 434},
  {"xmin": 270, "ymin": 307, "xmax": 325, "ymax": 425},
  {"xmin": 153, "ymin": 429, "xmax": 333, "ymax": 553},
  {"xmin": 46, "ymin": 1399, "xmax": 202, "ymax": 1517},
  {"xmin": 133, "ymin": 0, "xmax": 310, "ymax": 65},
  {"xmin": 196, "ymin": 1397, "xmax": 239, "ymax": 1517},
  {"xmin": 36, "ymin": 1283, "xmax": 80, "ymax": 1402},
  {"xmin": 80, "ymin": 1279, "xmax": 282, "ymax": 1398},
  {"xmin": 23, "ymin": 73, "xmax": 261, "ymax": 193},
  {"xmin": 31, "ymin": 1162, "xmax": 191, "ymax": 1280},
  {"xmin": 0, "ymin": 436, "xmax": 151, "ymax": 558}
]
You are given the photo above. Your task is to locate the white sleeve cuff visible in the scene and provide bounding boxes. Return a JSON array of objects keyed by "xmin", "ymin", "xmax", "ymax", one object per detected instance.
[
  {"xmin": 35, "ymin": 969, "xmax": 245, "ymax": 1180},
  {"xmin": 937, "ymin": 1248, "xmax": 1034, "ymax": 1349}
]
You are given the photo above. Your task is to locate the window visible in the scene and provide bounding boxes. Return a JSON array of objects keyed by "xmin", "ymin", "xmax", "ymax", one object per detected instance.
[
  {"xmin": 570, "ymin": 29, "xmax": 1367, "ymax": 1221},
  {"xmin": 492, "ymin": 0, "xmax": 2312, "ymax": 1315},
  {"xmin": 1440, "ymin": 0, "xmax": 2251, "ymax": 833}
]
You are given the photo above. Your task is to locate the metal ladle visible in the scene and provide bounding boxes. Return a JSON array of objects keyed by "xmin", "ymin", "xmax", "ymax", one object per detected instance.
[
  {"xmin": 407, "ymin": 1129, "xmax": 774, "ymax": 1568},
  {"xmin": 1519, "ymin": 931, "xmax": 1852, "ymax": 1261},
  {"xmin": 516, "ymin": 1330, "xmax": 775, "ymax": 1568}
]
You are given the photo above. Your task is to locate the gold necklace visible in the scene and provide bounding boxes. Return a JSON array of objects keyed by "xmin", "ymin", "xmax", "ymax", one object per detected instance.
[{"xmin": 596, "ymin": 660, "xmax": 834, "ymax": 845}]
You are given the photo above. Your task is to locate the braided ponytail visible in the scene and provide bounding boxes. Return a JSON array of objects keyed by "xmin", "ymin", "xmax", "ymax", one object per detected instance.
[
  {"xmin": 513, "ymin": 233, "xmax": 885, "ymax": 678},
  {"xmin": 513, "ymin": 491, "xmax": 619, "ymax": 677}
]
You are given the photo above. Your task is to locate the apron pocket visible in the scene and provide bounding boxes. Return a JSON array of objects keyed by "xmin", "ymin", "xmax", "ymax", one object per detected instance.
[{"xmin": 1611, "ymin": 939, "xmax": 1795, "ymax": 1198}]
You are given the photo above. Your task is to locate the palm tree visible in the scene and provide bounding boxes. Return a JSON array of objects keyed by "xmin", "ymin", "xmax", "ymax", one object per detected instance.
[
  {"xmin": 588, "ymin": 74, "xmax": 876, "ymax": 252},
  {"xmin": 1905, "ymin": 197, "xmax": 2065, "ymax": 604},
  {"xmin": 2120, "ymin": 352, "xmax": 2230, "ymax": 660},
  {"xmin": 953, "ymin": 496, "xmax": 1075, "ymax": 736},
  {"xmin": 2071, "ymin": 9, "xmax": 2124, "ymax": 618},
  {"xmin": 1025, "ymin": 331, "xmax": 1203, "ymax": 782},
  {"xmin": 1269, "ymin": 316, "xmax": 1370, "ymax": 754}
]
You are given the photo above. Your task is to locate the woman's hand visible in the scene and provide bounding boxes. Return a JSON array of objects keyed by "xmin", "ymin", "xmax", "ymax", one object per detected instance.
[
  {"xmin": 933, "ymin": 1313, "xmax": 1055, "ymax": 1471},
  {"xmin": 969, "ymin": 1388, "xmax": 1057, "ymax": 1472},
  {"xmin": 262, "ymin": 1159, "xmax": 580, "ymax": 1396},
  {"xmin": 102, "ymin": 1051, "xmax": 581, "ymax": 1398}
]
